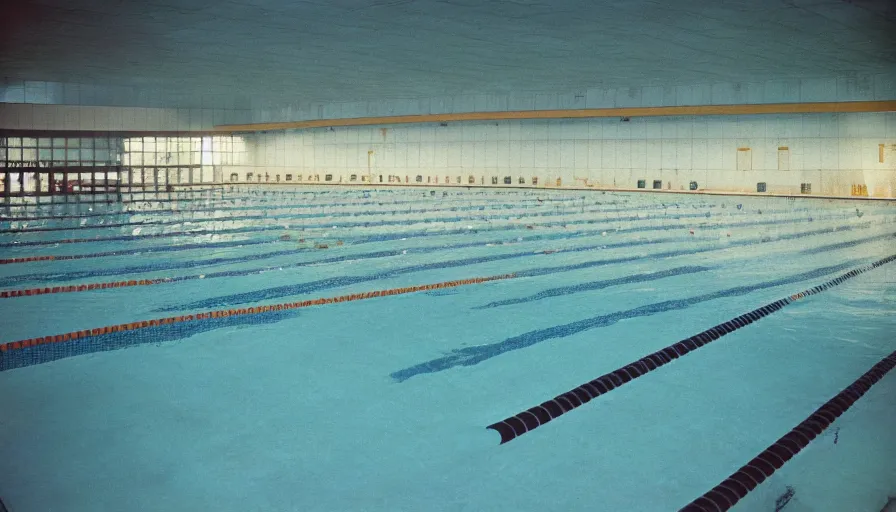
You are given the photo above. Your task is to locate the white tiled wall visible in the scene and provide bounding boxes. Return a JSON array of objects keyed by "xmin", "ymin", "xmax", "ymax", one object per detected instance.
[{"xmin": 245, "ymin": 113, "xmax": 896, "ymax": 197}]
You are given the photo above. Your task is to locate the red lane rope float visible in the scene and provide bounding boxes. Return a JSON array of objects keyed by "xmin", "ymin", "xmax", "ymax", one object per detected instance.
[
  {"xmin": 486, "ymin": 254, "xmax": 896, "ymax": 445},
  {"xmin": 679, "ymin": 349, "xmax": 896, "ymax": 512},
  {"xmin": 0, "ymin": 255, "xmax": 57, "ymax": 264},
  {"xmin": 1, "ymin": 277, "xmax": 175, "ymax": 297},
  {"xmin": 0, "ymin": 273, "xmax": 515, "ymax": 353}
]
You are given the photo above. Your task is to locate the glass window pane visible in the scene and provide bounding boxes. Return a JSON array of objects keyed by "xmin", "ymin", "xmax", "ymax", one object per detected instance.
[
  {"xmin": 95, "ymin": 150, "xmax": 110, "ymax": 163},
  {"xmin": 95, "ymin": 138, "xmax": 109, "ymax": 149},
  {"xmin": 52, "ymin": 138, "xmax": 65, "ymax": 148},
  {"xmin": 81, "ymin": 148, "xmax": 94, "ymax": 161},
  {"xmin": 38, "ymin": 149, "xmax": 52, "ymax": 162},
  {"xmin": 22, "ymin": 137, "xmax": 37, "ymax": 147},
  {"xmin": 8, "ymin": 148, "xmax": 22, "ymax": 161},
  {"xmin": 53, "ymin": 149, "xmax": 65, "ymax": 160},
  {"xmin": 130, "ymin": 153, "xmax": 143, "ymax": 166},
  {"xmin": 67, "ymin": 138, "xmax": 81, "ymax": 149},
  {"xmin": 67, "ymin": 149, "xmax": 80, "ymax": 162},
  {"xmin": 144, "ymin": 138, "xmax": 155, "ymax": 152},
  {"xmin": 23, "ymin": 148, "xmax": 37, "ymax": 162},
  {"xmin": 131, "ymin": 138, "xmax": 142, "ymax": 152},
  {"xmin": 38, "ymin": 138, "xmax": 52, "ymax": 148},
  {"xmin": 9, "ymin": 138, "xmax": 21, "ymax": 148}
]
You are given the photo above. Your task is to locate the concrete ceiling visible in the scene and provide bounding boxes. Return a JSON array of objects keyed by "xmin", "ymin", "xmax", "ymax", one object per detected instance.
[{"xmin": 1, "ymin": 0, "xmax": 894, "ymax": 104}]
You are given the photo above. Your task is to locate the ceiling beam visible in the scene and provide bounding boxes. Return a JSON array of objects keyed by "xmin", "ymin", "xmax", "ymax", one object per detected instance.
[{"xmin": 213, "ymin": 101, "xmax": 896, "ymax": 132}]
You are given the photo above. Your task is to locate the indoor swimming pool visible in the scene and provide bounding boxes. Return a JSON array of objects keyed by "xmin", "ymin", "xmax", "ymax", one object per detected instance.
[{"xmin": 1, "ymin": 187, "xmax": 894, "ymax": 512}]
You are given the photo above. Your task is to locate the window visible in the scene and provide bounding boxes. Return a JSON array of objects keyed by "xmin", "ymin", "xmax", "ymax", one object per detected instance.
[
  {"xmin": 491, "ymin": 176, "xmax": 498, "ymax": 185},
  {"xmin": 246, "ymin": 172, "xmax": 254, "ymax": 181},
  {"xmin": 800, "ymin": 183, "xmax": 811, "ymax": 194},
  {"xmin": 504, "ymin": 176, "xmax": 512, "ymax": 184},
  {"xmin": 468, "ymin": 175, "xmax": 475, "ymax": 184},
  {"xmin": 637, "ymin": 180, "xmax": 646, "ymax": 189},
  {"xmin": 350, "ymin": 174, "xmax": 357, "ymax": 181},
  {"xmin": 756, "ymin": 182, "xmax": 767, "ymax": 193},
  {"xmin": 230, "ymin": 173, "xmax": 239, "ymax": 182},
  {"xmin": 325, "ymin": 174, "xmax": 333, "ymax": 181},
  {"xmin": 416, "ymin": 175, "xmax": 423, "ymax": 183},
  {"xmin": 532, "ymin": 177, "xmax": 538, "ymax": 185},
  {"xmin": 286, "ymin": 174, "xmax": 293, "ymax": 181},
  {"xmin": 518, "ymin": 177, "xmax": 525, "ymax": 184},
  {"xmin": 652, "ymin": 180, "xmax": 662, "ymax": 189},
  {"xmin": 689, "ymin": 181, "xmax": 698, "ymax": 190}
]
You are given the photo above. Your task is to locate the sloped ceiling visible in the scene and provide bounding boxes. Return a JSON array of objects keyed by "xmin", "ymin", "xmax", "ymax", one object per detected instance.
[{"xmin": 1, "ymin": 0, "xmax": 894, "ymax": 104}]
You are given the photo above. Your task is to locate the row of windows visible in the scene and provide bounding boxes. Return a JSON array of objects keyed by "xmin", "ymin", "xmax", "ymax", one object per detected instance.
[
  {"xmin": 1, "ymin": 137, "xmax": 121, "ymax": 150},
  {"xmin": 122, "ymin": 136, "xmax": 246, "ymax": 153},
  {"xmin": 0, "ymin": 135, "xmax": 248, "ymax": 168}
]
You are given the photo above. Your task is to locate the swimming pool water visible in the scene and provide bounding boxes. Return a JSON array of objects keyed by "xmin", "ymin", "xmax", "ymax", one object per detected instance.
[{"xmin": 1, "ymin": 187, "xmax": 894, "ymax": 511}]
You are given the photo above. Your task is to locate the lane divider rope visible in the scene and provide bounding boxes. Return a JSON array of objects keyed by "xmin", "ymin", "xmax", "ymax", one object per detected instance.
[
  {"xmin": 0, "ymin": 273, "xmax": 516, "ymax": 355},
  {"xmin": 1, "ymin": 277, "xmax": 178, "ymax": 297},
  {"xmin": 3, "ymin": 204, "xmax": 880, "ymax": 266},
  {"xmin": 679, "ymin": 348, "xmax": 896, "ymax": 512},
  {"xmin": 485, "ymin": 254, "xmax": 896, "ymax": 444},
  {"xmin": 0, "ymin": 198, "xmax": 625, "ymax": 234},
  {"xmin": 3, "ymin": 217, "xmax": 886, "ymax": 295},
  {"xmin": 0, "ymin": 238, "xmax": 280, "ymax": 265}
]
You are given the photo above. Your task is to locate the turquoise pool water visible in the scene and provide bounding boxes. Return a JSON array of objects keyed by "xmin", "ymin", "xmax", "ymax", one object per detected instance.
[{"xmin": 1, "ymin": 187, "xmax": 894, "ymax": 511}]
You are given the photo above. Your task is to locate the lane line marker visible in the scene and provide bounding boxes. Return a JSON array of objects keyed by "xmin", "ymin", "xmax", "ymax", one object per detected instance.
[
  {"xmin": 0, "ymin": 273, "xmax": 516, "ymax": 363},
  {"xmin": 485, "ymin": 254, "xmax": 896, "ymax": 444},
  {"xmin": 679, "ymin": 348, "xmax": 896, "ymax": 511}
]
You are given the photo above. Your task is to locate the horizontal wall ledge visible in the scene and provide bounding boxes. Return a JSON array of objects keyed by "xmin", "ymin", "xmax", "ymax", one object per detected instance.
[{"xmin": 213, "ymin": 101, "xmax": 896, "ymax": 133}]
